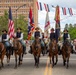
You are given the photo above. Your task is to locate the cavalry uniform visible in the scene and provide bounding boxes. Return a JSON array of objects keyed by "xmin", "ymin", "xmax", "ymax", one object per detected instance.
[{"xmin": 15, "ymin": 28, "xmax": 27, "ymax": 54}]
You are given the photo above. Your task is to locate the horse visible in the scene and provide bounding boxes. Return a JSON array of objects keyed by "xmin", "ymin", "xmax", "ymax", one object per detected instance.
[
  {"xmin": 49, "ymin": 39, "xmax": 58, "ymax": 67},
  {"xmin": 13, "ymin": 38, "xmax": 23, "ymax": 68},
  {"xmin": 61, "ymin": 39, "xmax": 72, "ymax": 69},
  {"xmin": 0, "ymin": 42, "xmax": 6, "ymax": 69},
  {"xmin": 32, "ymin": 36, "xmax": 41, "ymax": 68}
]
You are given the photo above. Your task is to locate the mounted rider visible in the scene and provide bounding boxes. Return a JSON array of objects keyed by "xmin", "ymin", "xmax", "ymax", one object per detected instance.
[
  {"xmin": 63, "ymin": 29, "xmax": 70, "ymax": 43},
  {"xmin": 1, "ymin": 29, "xmax": 11, "ymax": 54},
  {"xmin": 29, "ymin": 27, "xmax": 44, "ymax": 54},
  {"xmin": 49, "ymin": 28, "xmax": 56, "ymax": 42},
  {"xmin": 14, "ymin": 27, "xmax": 27, "ymax": 54}
]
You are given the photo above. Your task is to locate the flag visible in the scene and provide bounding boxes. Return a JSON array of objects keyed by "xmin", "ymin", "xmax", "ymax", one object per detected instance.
[
  {"xmin": 27, "ymin": 7, "xmax": 35, "ymax": 40},
  {"xmin": 47, "ymin": 4, "xmax": 50, "ymax": 12},
  {"xmin": 62, "ymin": 7, "xmax": 66, "ymax": 15},
  {"xmin": 44, "ymin": 3, "xmax": 48, "ymax": 11},
  {"xmin": 54, "ymin": 5, "xmax": 60, "ymax": 42},
  {"xmin": 39, "ymin": 2, "xmax": 42, "ymax": 11},
  {"xmin": 8, "ymin": 7, "xmax": 14, "ymax": 38},
  {"xmin": 36, "ymin": 1, "xmax": 39, "ymax": 10},
  {"xmin": 44, "ymin": 4, "xmax": 50, "ymax": 12},
  {"xmin": 68, "ymin": 8, "xmax": 73, "ymax": 15},
  {"xmin": 44, "ymin": 11, "xmax": 50, "ymax": 38}
]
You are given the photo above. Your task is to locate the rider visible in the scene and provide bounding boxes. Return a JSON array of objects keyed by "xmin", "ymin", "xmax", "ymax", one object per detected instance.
[
  {"xmin": 63, "ymin": 29, "xmax": 70, "ymax": 43},
  {"xmin": 29, "ymin": 27, "xmax": 44, "ymax": 54},
  {"xmin": 15, "ymin": 27, "xmax": 27, "ymax": 54},
  {"xmin": 1, "ymin": 29, "xmax": 11, "ymax": 54},
  {"xmin": 49, "ymin": 28, "xmax": 55, "ymax": 41}
]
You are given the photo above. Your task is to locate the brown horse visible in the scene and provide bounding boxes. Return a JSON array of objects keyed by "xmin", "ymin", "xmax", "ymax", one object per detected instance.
[
  {"xmin": 61, "ymin": 40, "xmax": 72, "ymax": 69},
  {"xmin": 32, "ymin": 37, "xmax": 41, "ymax": 68},
  {"xmin": 49, "ymin": 39, "xmax": 58, "ymax": 67},
  {"xmin": 13, "ymin": 38, "xmax": 23, "ymax": 68},
  {"xmin": 0, "ymin": 42, "xmax": 6, "ymax": 69}
]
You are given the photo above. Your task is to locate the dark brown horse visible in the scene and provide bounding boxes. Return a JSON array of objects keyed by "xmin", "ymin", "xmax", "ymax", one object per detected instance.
[
  {"xmin": 61, "ymin": 40, "xmax": 72, "ymax": 69},
  {"xmin": 32, "ymin": 36, "xmax": 41, "ymax": 68},
  {"xmin": 13, "ymin": 38, "xmax": 23, "ymax": 68},
  {"xmin": 0, "ymin": 42, "xmax": 6, "ymax": 69},
  {"xmin": 49, "ymin": 39, "xmax": 58, "ymax": 67}
]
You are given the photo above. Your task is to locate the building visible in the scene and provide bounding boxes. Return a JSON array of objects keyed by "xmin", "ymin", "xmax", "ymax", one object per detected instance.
[{"xmin": 0, "ymin": 0, "xmax": 38, "ymax": 27}]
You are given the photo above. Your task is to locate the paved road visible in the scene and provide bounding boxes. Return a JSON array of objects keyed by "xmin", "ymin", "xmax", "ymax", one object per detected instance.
[{"xmin": 0, "ymin": 46, "xmax": 76, "ymax": 75}]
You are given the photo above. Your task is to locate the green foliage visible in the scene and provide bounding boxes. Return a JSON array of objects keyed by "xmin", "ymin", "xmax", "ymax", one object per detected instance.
[
  {"xmin": 68, "ymin": 26, "xmax": 76, "ymax": 40},
  {"xmin": 64, "ymin": 23, "xmax": 76, "ymax": 40},
  {"xmin": 0, "ymin": 10, "xmax": 8, "ymax": 35},
  {"xmin": 0, "ymin": 11, "xmax": 28, "ymax": 40},
  {"xmin": 14, "ymin": 15, "xmax": 28, "ymax": 39}
]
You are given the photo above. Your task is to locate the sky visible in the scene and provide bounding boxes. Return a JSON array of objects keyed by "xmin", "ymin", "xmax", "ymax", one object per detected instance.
[{"xmin": 38, "ymin": 0, "xmax": 76, "ymax": 32}]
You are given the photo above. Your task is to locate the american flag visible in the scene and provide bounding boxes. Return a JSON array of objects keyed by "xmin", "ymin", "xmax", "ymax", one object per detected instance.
[
  {"xmin": 27, "ymin": 7, "xmax": 35, "ymax": 40},
  {"xmin": 8, "ymin": 7, "xmax": 14, "ymax": 38}
]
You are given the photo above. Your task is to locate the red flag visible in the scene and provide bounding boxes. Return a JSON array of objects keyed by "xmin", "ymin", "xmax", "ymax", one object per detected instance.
[
  {"xmin": 68, "ymin": 8, "xmax": 73, "ymax": 15},
  {"xmin": 27, "ymin": 7, "xmax": 35, "ymax": 40},
  {"xmin": 8, "ymin": 7, "xmax": 14, "ymax": 38},
  {"xmin": 36, "ymin": 1, "xmax": 39, "ymax": 10},
  {"xmin": 44, "ymin": 3, "xmax": 48, "ymax": 11},
  {"xmin": 62, "ymin": 7, "xmax": 66, "ymax": 15}
]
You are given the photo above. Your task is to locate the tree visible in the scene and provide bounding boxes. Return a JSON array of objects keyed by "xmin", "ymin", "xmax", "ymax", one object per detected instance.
[
  {"xmin": 64, "ymin": 23, "xmax": 68, "ymax": 30},
  {"xmin": 68, "ymin": 24, "xmax": 76, "ymax": 40},
  {"xmin": 0, "ymin": 10, "xmax": 8, "ymax": 35},
  {"xmin": 14, "ymin": 15, "xmax": 28, "ymax": 39},
  {"xmin": 0, "ymin": 11, "xmax": 28, "ymax": 39}
]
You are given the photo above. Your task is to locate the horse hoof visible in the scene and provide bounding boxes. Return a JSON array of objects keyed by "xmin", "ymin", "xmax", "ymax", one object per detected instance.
[
  {"xmin": 0, "ymin": 67, "xmax": 2, "ymax": 70},
  {"xmin": 54, "ymin": 63, "xmax": 57, "ymax": 65},
  {"xmin": 52, "ymin": 64, "xmax": 54, "ymax": 68},
  {"xmin": 14, "ymin": 66, "xmax": 17, "ymax": 69},
  {"xmin": 66, "ymin": 67, "xmax": 68, "ymax": 69},
  {"xmin": 36, "ymin": 65, "xmax": 39, "ymax": 68},
  {"xmin": 7, "ymin": 64, "xmax": 10, "ymax": 66}
]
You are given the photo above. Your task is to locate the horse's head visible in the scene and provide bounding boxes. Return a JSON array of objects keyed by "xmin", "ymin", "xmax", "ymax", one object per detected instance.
[
  {"xmin": 51, "ymin": 39, "xmax": 57, "ymax": 51},
  {"xmin": 13, "ymin": 38, "xmax": 19, "ymax": 50}
]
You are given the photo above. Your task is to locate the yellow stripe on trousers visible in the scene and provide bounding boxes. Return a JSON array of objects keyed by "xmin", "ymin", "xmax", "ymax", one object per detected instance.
[{"xmin": 44, "ymin": 57, "xmax": 52, "ymax": 75}]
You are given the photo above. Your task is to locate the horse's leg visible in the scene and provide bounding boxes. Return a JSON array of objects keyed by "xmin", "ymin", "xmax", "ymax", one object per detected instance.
[
  {"xmin": 0, "ymin": 59, "xmax": 1, "ymax": 69},
  {"xmin": 36, "ymin": 56, "xmax": 39, "ymax": 68},
  {"xmin": 1, "ymin": 55, "xmax": 4, "ymax": 68},
  {"xmin": 20, "ymin": 54, "xmax": 22, "ymax": 65},
  {"xmin": 50, "ymin": 56, "xmax": 51, "ymax": 64},
  {"xmin": 55, "ymin": 54, "xmax": 58, "ymax": 65},
  {"xmin": 66, "ymin": 56, "xmax": 69, "ymax": 69},
  {"xmin": 34, "ymin": 56, "xmax": 36, "ymax": 66},
  {"xmin": 14, "ymin": 54, "xmax": 17, "ymax": 69},
  {"xmin": 52, "ymin": 55, "xmax": 54, "ymax": 67},
  {"xmin": 18, "ymin": 55, "xmax": 21, "ymax": 66},
  {"xmin": 63, "ymin": 55, "xmax": 66, "ymax": 66}
]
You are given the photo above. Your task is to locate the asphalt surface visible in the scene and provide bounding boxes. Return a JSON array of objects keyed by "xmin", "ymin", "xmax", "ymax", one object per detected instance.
[{"xmin": 0, "ymin": 45, "xmax": 76, "ymax": 75}]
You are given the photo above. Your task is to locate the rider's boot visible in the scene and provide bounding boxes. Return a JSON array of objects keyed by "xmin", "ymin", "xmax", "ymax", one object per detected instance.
[
  {"xmin": 23, "ymin": 46, "xmax": 27, "ymax": 54},
  {"xmin": 28, "ymin": 46, "xmax": 32, "ymax": 54}
]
